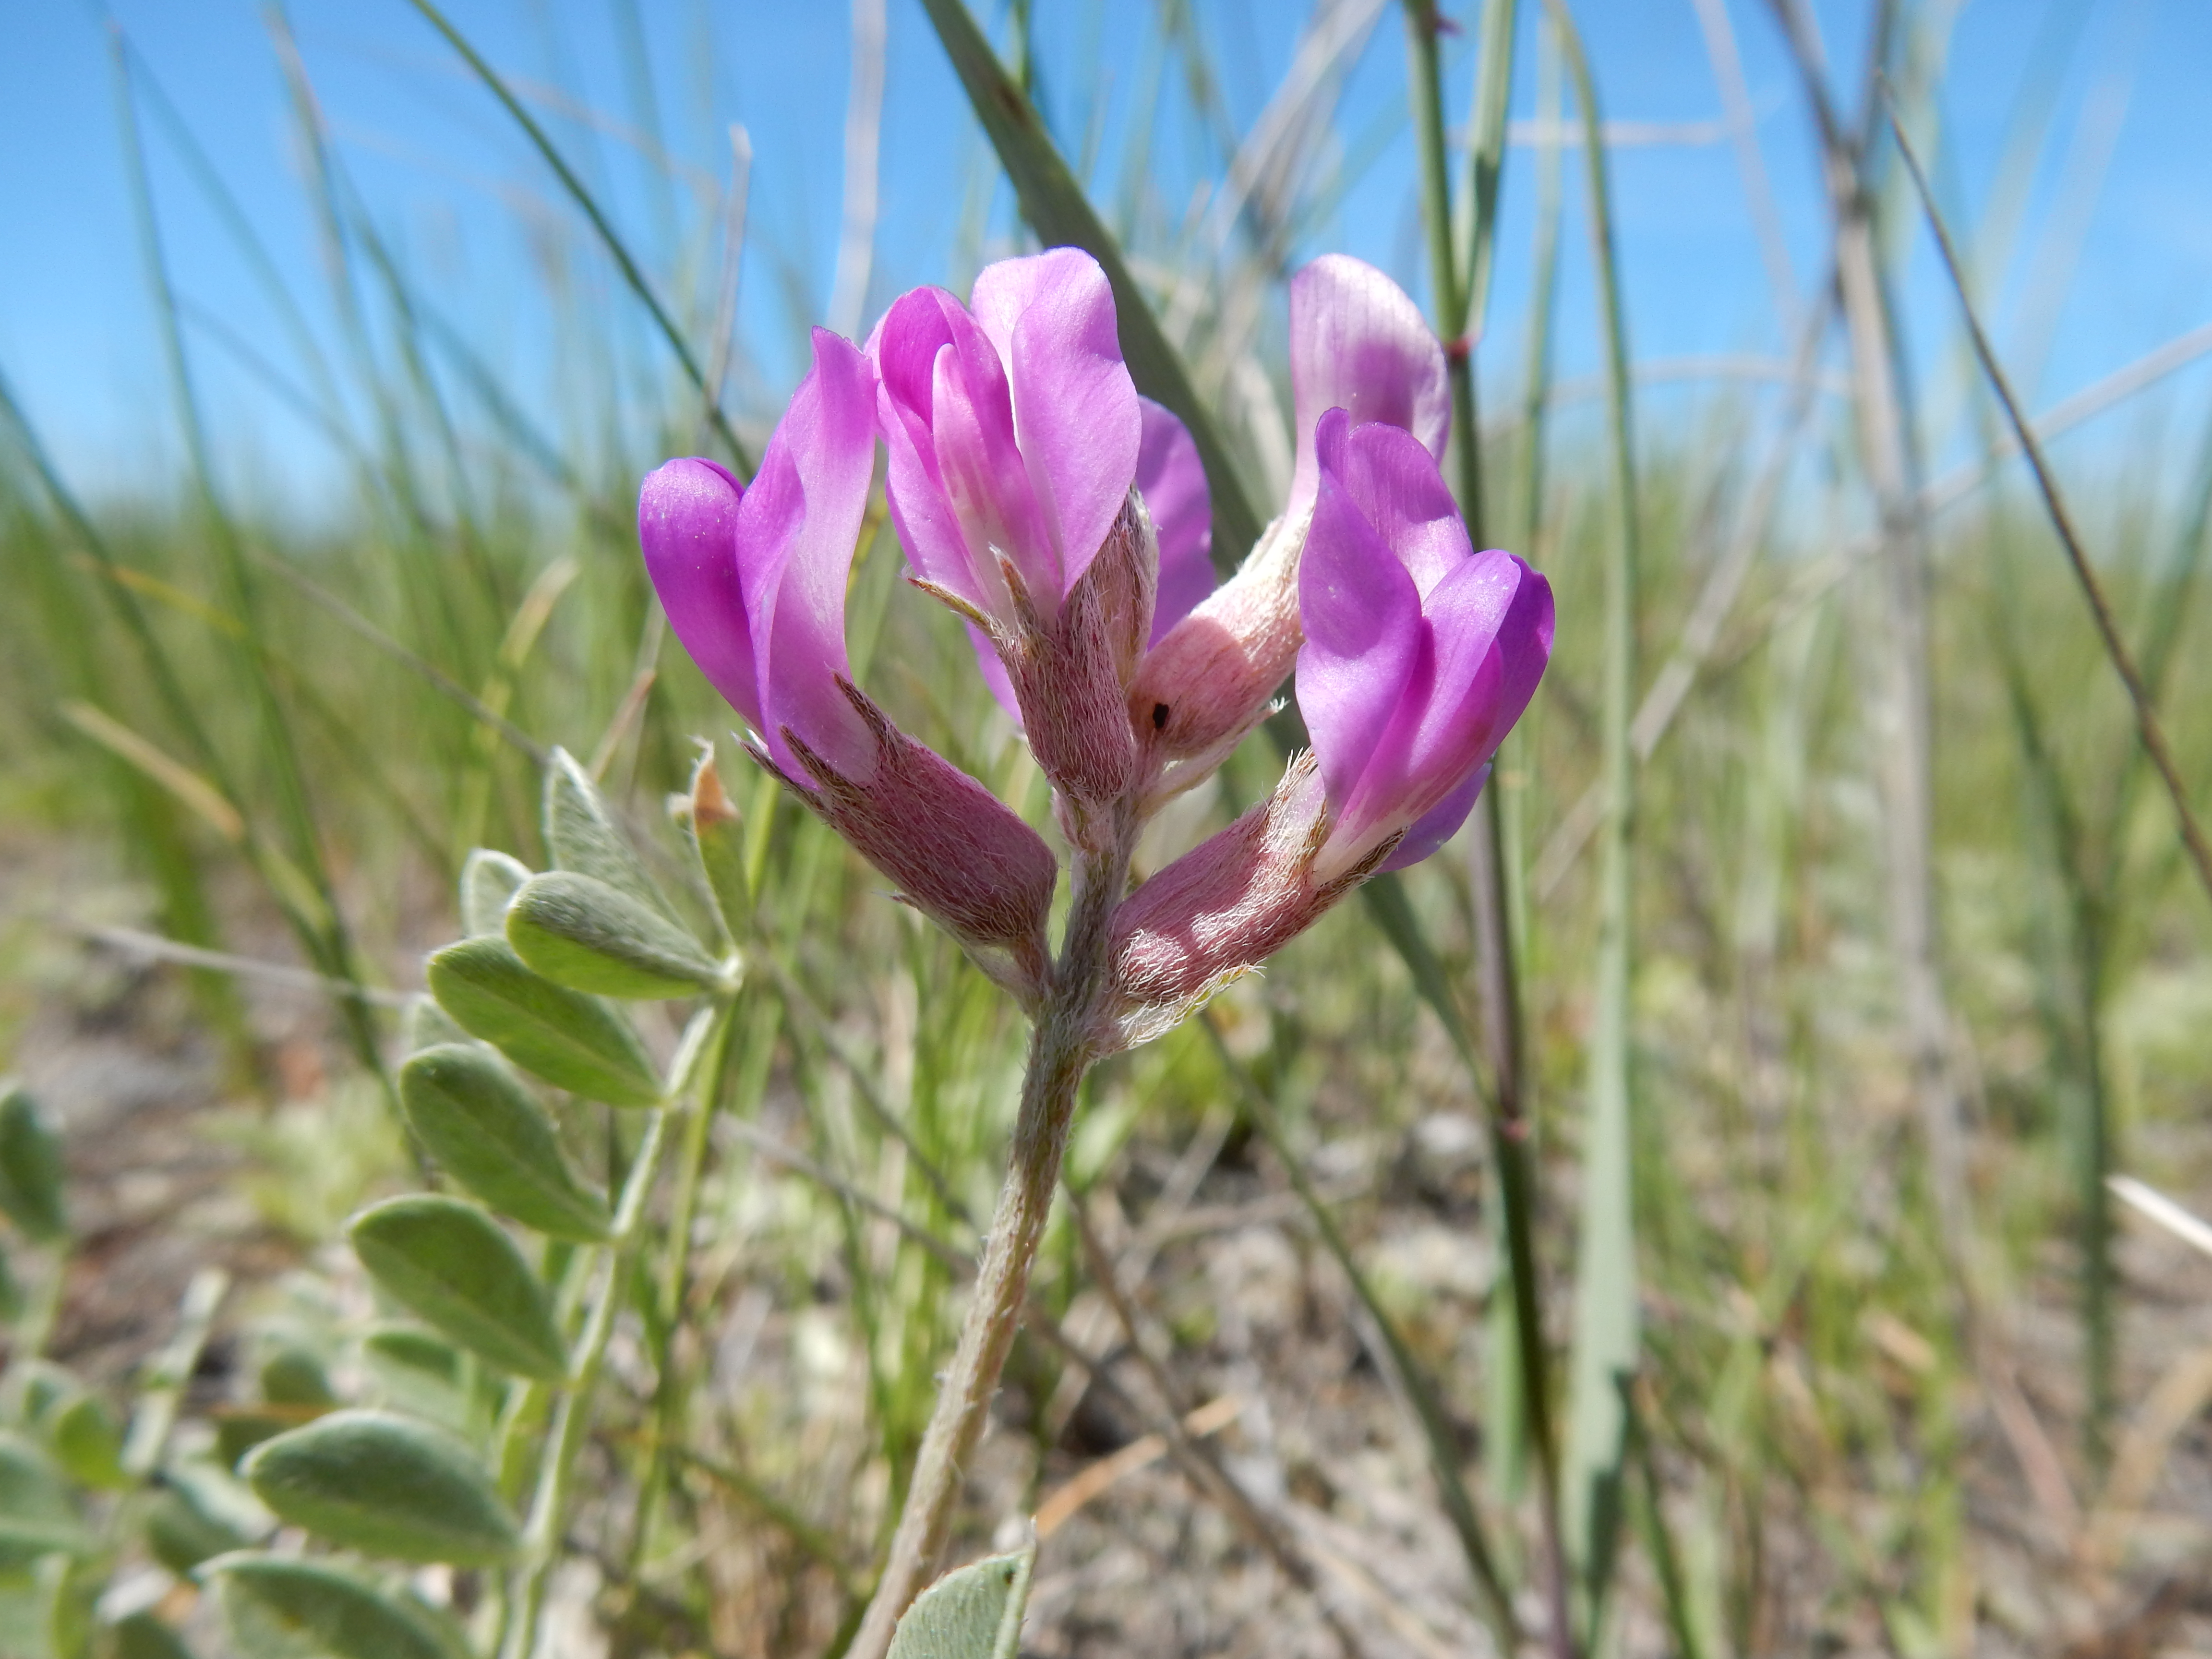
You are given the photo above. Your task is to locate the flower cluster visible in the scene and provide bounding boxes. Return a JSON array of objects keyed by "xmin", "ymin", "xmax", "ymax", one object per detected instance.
[{"xmin": 639, "ymin": 249, "xmax": 1551, "ymax": 1049}]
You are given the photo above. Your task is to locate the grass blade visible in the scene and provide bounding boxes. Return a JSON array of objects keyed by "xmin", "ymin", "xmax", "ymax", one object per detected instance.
[
  {"xmin": 1546, "ymin": 0, "xmax": 1642, "ymax": 1632},
  {"xmin": 1984, "ymin": 543, "xmax": 2114, "ymax": 1460},
  {"xmin": 1401, "ymin": 6, "xmax": 1577, "ymax": 1652},
  {"xmin": 1459, "ymin": 0, "xmax": 1519, "ymax": 337},
  {"xmin": 1887, "ymin": 100, "xmax": 2212, "ymax": 912},
  {"xmin": 403, "ymin": 0, "xmax": 750, "ymax": 476},
  {"xmin": 113, "ymin": 31, "xmax": 395, "ymax": 1101}
]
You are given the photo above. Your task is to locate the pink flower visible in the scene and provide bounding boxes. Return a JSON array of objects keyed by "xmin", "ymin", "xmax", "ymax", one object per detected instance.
[
  {"xmin": 869, "ymin": 249, "xmax": 1142, "ymax": 627},
  {"xmin": 870, "ymin": 250, "xmax": 1156, "ymax": 816},
  {"xmin": 639, "ymin": 247, "xmax": 1550, "ymax": 1044},
  {"xmin": 1298, "ymin": 408, "xmax": 1551, "ymax": 879},
  {"xmin": 1282, "ymin": 254, "xmax": 1451, "ymax": 524},
  {"xmin": 1130, "ymin": 255, "xmax": 1449, "ymax": 799},
  {"xmin": 639, "ymin": 329, "xmax": 1056, "ymax": 985},
  {"xmin": 640, "ymin": 329, "xmax": 878, "ymax": 782},
  {"xmin": 1105, "ymin": 407, "xmax": 1549, "ymax": 1040}
]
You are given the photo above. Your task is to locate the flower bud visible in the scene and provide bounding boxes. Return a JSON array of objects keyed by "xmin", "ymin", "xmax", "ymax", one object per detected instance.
[{"xmin": 1125, "ymin": 508, "xmax": 1306, "ymax": 804}]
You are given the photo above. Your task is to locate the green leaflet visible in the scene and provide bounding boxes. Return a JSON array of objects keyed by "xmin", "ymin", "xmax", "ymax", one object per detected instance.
[
  {"xmin": 506, "ymin": 870, "xmax": 723, "ymax": 999},
  {"xmin": 401, "ymin": 993, "xmax": 473, "ymax": 1056},
  {"xmin": 399, "ymin": 1044, "xmax": 611, "ymax": 1241},
  {"xmin": 257, "ymin": 1346, "xmax": 336, "ymax": 1409},
  {"xmin": 202, "ymin": 1551, "xmax": 471, "ymax": 1659},
  {"xmin": 0, "ymin": 1432, "xmax": 90, "ymax": 1565},
  {"xmin": 459, "ymin": 846, "xmax": 531, "ymax": 937},
  {"xmin": 426, "ymin": 936, "xmax": 661, "ymax": 1107},
  {"xmin": 543, "ymin": 746, "xmax": 674, "ymax": 918},
  {"xmin": 0, "ymin": 1085, "xmax": 68, "ymax": 1243},
  {"xmin": 888, "ymin": 1547, "xmax": 1035, "ymax": 1659},
  {"xmin": 241, "ymin": 1410, "xmax": 519, "ymax": 1567},
  {"xmin": 348, "ymin": 1196, "xmax": 568, "ymax": 1382},
  {"xmin": 48, "ymin": 1393, "xmax": 127, "ymax": 1491},
  {"xmin": 360, "ymin": 1327, "xmax": 474, "ymax": 1436},
  {"xmin": 144, "ymin": 1479, "xmax": 254, "ymax": 1576}
]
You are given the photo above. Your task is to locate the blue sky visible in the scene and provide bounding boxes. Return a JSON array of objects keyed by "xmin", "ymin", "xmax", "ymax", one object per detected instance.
[{"xmin": 4, "ymin": 0, "xmax": 2209, "ymax": 508}]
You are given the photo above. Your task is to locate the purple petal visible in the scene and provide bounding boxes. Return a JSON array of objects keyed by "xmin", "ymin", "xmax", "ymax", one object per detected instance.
[
  {"xmin": 1295, "ymin": 409, "xmax": 1421, "ymax": 812},
  {"xmin": 1368, "ymin": 551, "xmax": 1520, "ymax": 825},
  {"xmin": 870, "ymin": 290, "xmax": 983, "ymax": 609},
  {"xmin": 1137, "ymin": 397, "xmax": 1214, "ymax": 643},
  {"xmin": 929, "ymin": 336, "xmax": 1054, "ymax": 603},
  {"xmin": 1487, "ymin": 553, "xmax": 1555, "ymax": 742},
  {"xmin": 1327, "ymin": 418, "xmax": 1471, "ymax": 598},
  {"xmin": 870, "ymin": 288, "xmax": 1049, "ymax": 613},
  {"xmin": 1286, "ymin": 255, "xmax": 1449, "ymax": 520},
  {"xmin": 741, "ymin": 328, "xmax": 879, "ymax": 778},
  {"xmin": 972, "ymin": 250, "xmax": 1141, "ymax": 595},
  {"xmin": 640, "ymin": 457, "xmax": 760, "ymax": 728},
  {"xmin": 1379, "ymin": 763, "xmax": 1489, "ymax": 872}
]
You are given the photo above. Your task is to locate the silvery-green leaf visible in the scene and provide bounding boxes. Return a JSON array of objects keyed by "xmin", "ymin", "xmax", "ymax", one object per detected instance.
[
  {"xmin": 506, "ymin": 871, "xmax": 721, "ymax": 999},
  {"xmin": 360, "ymin": 1327, "xmax": 473, "ymax": 1435},
  {"xmin": 349, "ymin": 1197, "xmax": 567, "ymax": 1382},
  {"xmin": 48, "ymin": 1392, "xmax": 126, "ymax": 1491},
  {"xmin": 0, "ymin": 1086, "xmax": 67, "ymax": 1243},
  {"xmin": 459, "ymin": 848, "xmax": 532, "ymax": 937},
  {"xmin": 144, "ymin": 1482, "xmax": 252, "ymax": 1576},
  {"xmin": 168, "ymin": 1457, "xmax": 272, "ymax": 1535},
  {"xmin": 400, "ymin": 1045, "xmax": 611, "ymax": 1241},
  {"xmin": 241, "ymin": 1410, "xmax": 518, "ymax": 1567},
  {"xmin": 889, "ymin": 1547, "xmax": 1035, "ymax": 1659},
  {"xmin": 14, "ymin": 1359, "xmax": 80, "ymax": 1424},
  {"xmin": 214, "ymin": 1406, "xmax": 314, "ymax": 1471},
  {"xmin": 41, "ymin": 1551, "xmax": 95, "ymax": 1659},
  {"xmin": 202, "ymin": 1552, "xmax": 469, "ymax": 1659},
  {"xmin": 544, "ymin": 747, "xmax": 672, "ymax": 917},
  {"xmin": 257, "ymin": 1346, "xmax": 336, "ymax": 1408},
  {"xmin": 0, "ymin": 1242, "xmax": 19, "ymax": 1322},
  {"xmin": 0, "ymin": 1431, "xmax": 89, "ymax": 1564},
  {"xmin": 426, "ymin": 937, "xmax": 661, "ymax": 1107}
]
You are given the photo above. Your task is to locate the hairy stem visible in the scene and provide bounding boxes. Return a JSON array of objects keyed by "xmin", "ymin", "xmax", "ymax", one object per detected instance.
[{"xmin": 848, "ymin": 810, "xmax": 1135, "ymax": 1659}]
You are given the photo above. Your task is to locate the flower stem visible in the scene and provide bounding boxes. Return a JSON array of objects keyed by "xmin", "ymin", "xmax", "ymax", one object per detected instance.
[
  {"xmin": 499, "ymin": 1103, "xmax": 671, "ymax": 1659},
  {"xmin": 848, "ymin": 810, "xmax": 1134, "ymax": 1659},
  {"xmin": 498, "ymin": 997, "xmax": 738, "ymax": 1659}
]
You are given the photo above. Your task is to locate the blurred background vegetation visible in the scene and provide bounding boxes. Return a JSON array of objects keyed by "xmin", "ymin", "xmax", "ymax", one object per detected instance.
[{"xmin": 3, "ymin": 1, "xmax": 2212, "ymax": 1655}]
